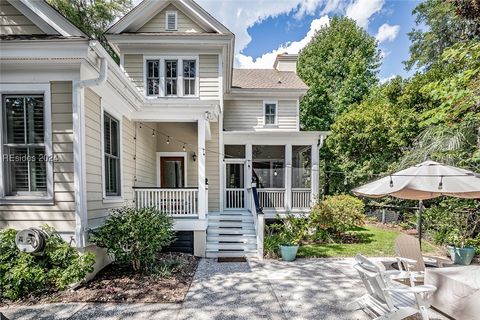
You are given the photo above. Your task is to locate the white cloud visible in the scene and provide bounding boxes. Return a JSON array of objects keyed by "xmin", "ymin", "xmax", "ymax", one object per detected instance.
[
  {"xmin": 345, "ymin": 0, "xmax": 384, "ymax": 28},
  {"xmin": 197, "ymin": 0, "xmax": 326, "ymax": 54},
  {"xmin": 380, "ymin": 74, "xmax": 397, "ymax": 84},
  {"xmin": 375, "ymin": 23, "xmax": 400, "ymax": 43},
  {"xmin": 236, "ymin": 15, "xmax": 330, "ymax": 68}
]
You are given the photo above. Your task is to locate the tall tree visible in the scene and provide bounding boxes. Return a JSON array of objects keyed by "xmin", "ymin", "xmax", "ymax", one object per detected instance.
[
  {"xmin": 297, "ymin": 16, "xmax": 380, "ymax": 131},
  {"xmin": 47, "ymin": 0, "xmax": 133, "ymax": 60},
  {"xmin": 324, "ymin": 79, "xmax": 419, "ymax": 193},
  {"xmin": 405, "ymin": 0, "xmax": 480, "ymax": 71}
]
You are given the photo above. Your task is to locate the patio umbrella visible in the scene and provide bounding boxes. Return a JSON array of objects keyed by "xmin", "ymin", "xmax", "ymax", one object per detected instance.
[{"xmin": 352, "ymin": 160, "xmax": 480, "ymax": 245}]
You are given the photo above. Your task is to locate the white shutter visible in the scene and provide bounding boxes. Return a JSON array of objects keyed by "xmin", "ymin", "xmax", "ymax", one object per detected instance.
[{"xmin": 166, "ymin": 11, "xmax": 177, "ymax": 30}]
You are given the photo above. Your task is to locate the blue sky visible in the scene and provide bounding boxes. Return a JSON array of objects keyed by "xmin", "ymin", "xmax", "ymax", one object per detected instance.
[{"xmin": 198, "ymin": 0, "xmax": 423, "ymax": 81}]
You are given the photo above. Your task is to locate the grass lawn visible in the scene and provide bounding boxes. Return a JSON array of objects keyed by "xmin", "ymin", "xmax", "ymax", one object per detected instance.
[{"xmin": 297, "ymin": 224, "xmax": 440, "ymax": 258}]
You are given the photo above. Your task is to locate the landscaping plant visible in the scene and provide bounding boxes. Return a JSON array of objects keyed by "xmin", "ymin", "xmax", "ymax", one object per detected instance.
[
  {"xmin": 423, "ymin": 199, "xmax": 480, "ymax": 252},
  {"xmin": 309, "ymin": 194, "xmax": 366, "ymax": 242},
  {"xmin": 0, "ymin": 226, "xmax": 95, "ymax": 300},
  {"xmin": 91, "ymin": 206, "xmax": 175, "ymax": 272}
]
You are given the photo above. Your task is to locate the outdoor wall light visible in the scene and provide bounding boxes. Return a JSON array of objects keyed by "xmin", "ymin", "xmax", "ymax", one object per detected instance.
[{"xmin": 192, "ymin": 152, "xmax": 197, "ymax": 162}]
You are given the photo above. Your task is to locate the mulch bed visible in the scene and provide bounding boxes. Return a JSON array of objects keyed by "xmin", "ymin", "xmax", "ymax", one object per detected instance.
[{"xmin": 1, "ymin": 252, "xmax": 199, "ymax": 307}]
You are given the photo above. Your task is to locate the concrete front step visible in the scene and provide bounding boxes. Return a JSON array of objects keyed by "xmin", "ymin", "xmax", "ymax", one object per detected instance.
[
  {"xmin": 207, "ymin": 235, "xmax": 256, "ymax": 243},
  {"xmin": 208, "ymin": 215, "xmax": 254, "ymax": 222},
  {"xmin": 206, "ymin": 243, "xmax": 257, "ymax": 251},
  {"xmin": 209, "ymin": 211, "xmax": 251, "ymax": 216},
  {"xmin": 207, "ymin": 227, "xmax": 256, "ymax": 235},
  {"xmin": 208, "ymin": 221, "xmax": 255, "ymax": 228},
  {"xmin": 205, "ymin": 250, "xmax": 258, "ymax": 258}
]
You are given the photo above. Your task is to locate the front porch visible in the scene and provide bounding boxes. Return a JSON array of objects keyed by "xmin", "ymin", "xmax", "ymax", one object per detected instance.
[{"xmin": 223, "ymin": 136, "xmax": 323, "ymax": 218}]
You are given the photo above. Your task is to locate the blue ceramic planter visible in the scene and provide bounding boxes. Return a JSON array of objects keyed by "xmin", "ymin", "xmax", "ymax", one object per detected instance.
[
  {"xmin": 280, "ymin": 245, "xmax": 299, "ymax": 262},
  {"xmin": 447, "ymin": 245, "xmax": 476, "ymax": 265}
]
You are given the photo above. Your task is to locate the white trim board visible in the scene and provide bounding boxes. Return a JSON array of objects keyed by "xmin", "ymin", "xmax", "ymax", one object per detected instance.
[{"xmin": 156, "ymin": 152, "xmax": 188, "ymax": 187}]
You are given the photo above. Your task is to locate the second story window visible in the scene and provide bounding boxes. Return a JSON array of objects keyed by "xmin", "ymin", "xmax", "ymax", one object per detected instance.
[
  {"xmin": 165, "ymin": 60, "xmax": 178, "ymax": 96},
  {"xmin": 183, "ymin": 60, "xmax": 196, "ymax": 96},
  {"xmin": 146, "ymin": 60, "xmax": 160, "ymax": 96},
  {"xmin": 144, "ymin": 57, "xmax": 198, "ymax": 98},
  {"xmin": 264, "ymin": 101, "xmax": 278, "ymax": 126}
]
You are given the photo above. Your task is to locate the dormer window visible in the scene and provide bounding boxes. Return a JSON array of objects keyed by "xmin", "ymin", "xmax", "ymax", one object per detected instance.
[{"xmin": 166, "ymin": 11, "xmax": 177, "ymax": 31}]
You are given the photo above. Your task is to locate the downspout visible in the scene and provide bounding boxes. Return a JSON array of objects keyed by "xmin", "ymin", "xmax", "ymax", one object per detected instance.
[{"xmin": 73, "ymin": 40, "xmax": 108, "ymax": 249}]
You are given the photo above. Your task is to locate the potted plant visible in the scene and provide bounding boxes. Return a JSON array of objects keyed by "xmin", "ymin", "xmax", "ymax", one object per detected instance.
[
  {"xmin": 445, "ymin": 205, "xmax": 479, "ymax": 265},
  {"xmin": 275, "ymin": 215, "xmax": 307, "ymax": 262}
]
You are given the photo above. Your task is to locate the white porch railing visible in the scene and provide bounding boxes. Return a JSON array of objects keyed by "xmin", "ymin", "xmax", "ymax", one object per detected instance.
[
  {"xmin": 292, "ymin": 188, "xmax": 311, "ymax": 209},
  {"xmin": 134, "ymin": 188, "xmax": 198, "ymax": 217},
  {"xmin": 258, "ymin": 188, "xmax": 285, "ymax": 209},
  {"xmin": 225, "ymin": 188, "xmax": 245, "ymax": 209}
]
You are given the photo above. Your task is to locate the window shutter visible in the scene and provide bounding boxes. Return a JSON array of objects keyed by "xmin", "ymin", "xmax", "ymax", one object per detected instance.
[{"xmin": 166, "ymin": 12, "xmax": 177, "ymax": 30}]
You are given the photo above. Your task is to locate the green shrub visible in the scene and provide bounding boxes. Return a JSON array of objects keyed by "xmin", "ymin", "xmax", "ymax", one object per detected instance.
[
  {"xmin": 91, "ymin": 206, "xmax": 175, "ymax": 272},
  {"xmin": 0, "ymin": 227, "xmax": 95, "ymax": 300},
  {"xmin": 309, "ymin": 194, "xmax": 365, "ymax": 241},
  {"xmin": 424, "ymin": 199, "xmax": 480, "ymax": 251}
]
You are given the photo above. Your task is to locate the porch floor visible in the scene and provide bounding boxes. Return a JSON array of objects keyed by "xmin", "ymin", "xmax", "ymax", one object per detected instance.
[{"xmin": 1, "ymin": 258, "xmax": 448, "ymax": 320}]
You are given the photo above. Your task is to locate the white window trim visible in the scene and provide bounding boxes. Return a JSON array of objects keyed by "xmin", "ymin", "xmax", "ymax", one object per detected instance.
[
  {"xmin": 156, "ymin": 152, "xmax": 188, "ymax": 187},
  {"xmin": 0, "ymin": 84, "xmax": 53, "ymax": 204},
  {"xmin": 143, "ymin": 55, "xmax": 199, "ymax": 99},
  {"xmin": 101, "ymin": 101, "xmax": 124, "ymax": 203},
  {"xmin": 263, "ymin": 100, "xmax": 278, "ymax": 127},
  {"xmin": 165, "ymin": 11, "xmax": 178, "ymax": 31}
]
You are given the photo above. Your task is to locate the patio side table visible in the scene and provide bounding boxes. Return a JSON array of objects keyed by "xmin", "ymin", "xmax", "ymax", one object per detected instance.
[{"xmin": 425, "ymin": 265, "xmax": 480, "ymax": 320}]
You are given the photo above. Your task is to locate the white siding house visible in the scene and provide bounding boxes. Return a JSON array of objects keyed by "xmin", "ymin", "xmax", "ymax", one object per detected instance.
[{"xmin": 0, "ymin": 0, "xmax": 328, "ymax": 264}]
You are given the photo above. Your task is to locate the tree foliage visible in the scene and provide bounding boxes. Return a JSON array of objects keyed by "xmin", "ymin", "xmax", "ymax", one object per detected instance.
[
  {"xmin": 298, "ymin": 16, "xmax": 381, "ymax": 131},
  {"xmin": 405, "ymin": 0, "xmax": 480, "ymax": 70},
  {"xmin": 324, "ymin": 79, "xmax": 419, "ymax": 193},
  {"xmin": 47, "ymin": 0, "xmax": 133, "ymax": 60}
]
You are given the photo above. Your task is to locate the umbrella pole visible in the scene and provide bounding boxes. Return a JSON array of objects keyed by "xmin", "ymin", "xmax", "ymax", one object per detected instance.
[{"xmin": 417, "ymin": 200, "xmax": 423, "ymax": 248}]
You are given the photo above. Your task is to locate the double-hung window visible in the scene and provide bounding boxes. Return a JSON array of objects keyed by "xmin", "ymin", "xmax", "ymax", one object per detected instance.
[
  {"xmin": 2, "ymin": 95, "xmax": 47, "ymax": 196},
  {"xmin": 146, "ymin": 60, "xmax": 160, "ymax": 96},
  {"xmin": 145, "ymin": 57, "xmax": 197, "ymax": 97},
  {"xmin": 264, "ymin": 101, "xmax": 277, "ymax": 126},
  {"xmin": 104, "ymin": 112, "xmax": 121, "ymax": 197},
  {"xmin": 183, "ymin": 60, "xmax": 196, "ymax": 96},
  {"xmin": 165, "ymin": 60, "xmax": 178, "ymax": 96}
]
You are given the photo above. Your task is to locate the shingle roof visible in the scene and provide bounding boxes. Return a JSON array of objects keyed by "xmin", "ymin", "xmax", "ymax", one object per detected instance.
[{"xmin": 232, "ymin": 69, "xmax": 308, "ymax": 90}]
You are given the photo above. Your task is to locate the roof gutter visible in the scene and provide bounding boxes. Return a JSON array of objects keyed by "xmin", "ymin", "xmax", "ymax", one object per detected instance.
[{"xmin": 78, "ymin": 41, "xmax": 107, "ymax": 88}]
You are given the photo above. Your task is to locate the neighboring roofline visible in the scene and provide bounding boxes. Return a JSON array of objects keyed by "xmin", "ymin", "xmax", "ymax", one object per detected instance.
[{"xmin": 10, "ymin": 0, "xmax": 87, "ymax": 37}]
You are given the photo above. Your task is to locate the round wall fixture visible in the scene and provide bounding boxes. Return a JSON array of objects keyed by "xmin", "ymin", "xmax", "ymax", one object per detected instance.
[{"xmin": 15, "ymin": 228, "xmax": 47, "ymax": 253}]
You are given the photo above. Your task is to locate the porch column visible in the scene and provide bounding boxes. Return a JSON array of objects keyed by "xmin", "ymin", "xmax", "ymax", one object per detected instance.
[
  {"xmin": 285, "ymin": 144, "xmax": 292, "ymax": 211},
  {"xmin": 246, "ymin": 144, "xmax": 252, "ymax": 211},
  {"xmin": 311, "ymin": 143, "xmax": 320, "ymax": 206},
  {"xmin": 198, "ymin": 117, "xmax": 207, "ymax": 219}
]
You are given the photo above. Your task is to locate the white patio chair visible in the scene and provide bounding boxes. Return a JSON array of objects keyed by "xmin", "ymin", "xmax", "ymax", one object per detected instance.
[
  {"xmin": 394, "ymin": 234, "xmax": 451, "ymax": 285},
  {"xmin": 348, "ymin": 254, "xmax": 437, "ymax": 320}
]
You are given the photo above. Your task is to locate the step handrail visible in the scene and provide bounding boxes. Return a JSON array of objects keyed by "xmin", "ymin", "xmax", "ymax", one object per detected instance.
[{"xmin": 251, "ymin": 182, "xmax": 264, "ymax": 259}]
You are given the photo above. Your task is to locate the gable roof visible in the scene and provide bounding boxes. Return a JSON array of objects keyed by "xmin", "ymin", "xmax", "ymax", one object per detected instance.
[
  {"xmin": 107, "ymin": 0, "xmax": 232, "ymax": 35},
  {"xmin": 232, "ymin": 69, "xmax": 308, "ymax": 90},
  {"xmin": 2, "ymin": 0, "xmax": 86, "ymax": 38}
]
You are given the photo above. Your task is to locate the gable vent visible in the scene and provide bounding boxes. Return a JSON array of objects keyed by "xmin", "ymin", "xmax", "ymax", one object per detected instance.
[{"xmin": 166, "ymin": 11, "xmax": 177, "ymax": 31}]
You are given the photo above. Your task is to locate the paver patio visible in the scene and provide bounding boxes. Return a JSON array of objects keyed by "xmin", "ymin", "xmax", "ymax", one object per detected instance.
[{"xmin": 0, "ymin": 258, "xmax": 448, "ymax": 320}]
